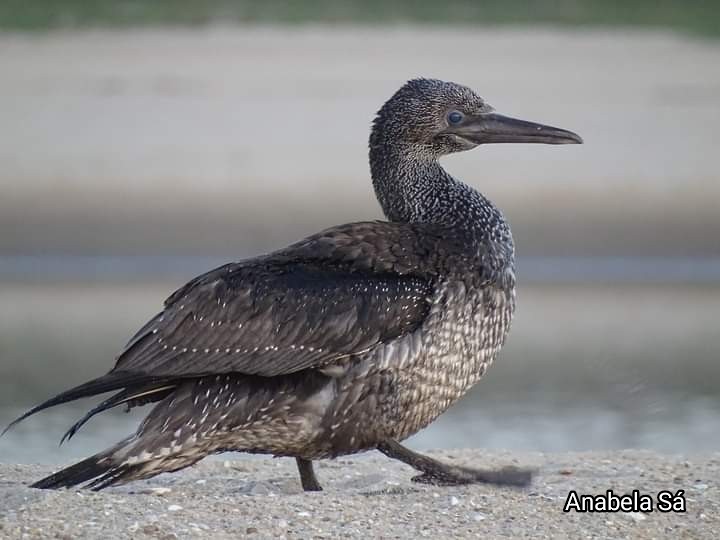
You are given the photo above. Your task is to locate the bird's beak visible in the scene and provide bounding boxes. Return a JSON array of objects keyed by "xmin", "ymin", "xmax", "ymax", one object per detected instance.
[{"xmin": 450, "ymin": 112, "xmax": 583, "ymax": 145}]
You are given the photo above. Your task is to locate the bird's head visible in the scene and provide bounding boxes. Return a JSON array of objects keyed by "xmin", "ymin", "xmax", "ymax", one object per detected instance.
[{"xmin": 370, "ymin": 78, "xmax": 582, "ymax": 158}]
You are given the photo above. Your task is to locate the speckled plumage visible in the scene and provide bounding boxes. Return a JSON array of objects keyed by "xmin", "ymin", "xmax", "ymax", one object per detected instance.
[{"xmin": 5, "ymin": 78, "xmax": 581, "ymax": 490}]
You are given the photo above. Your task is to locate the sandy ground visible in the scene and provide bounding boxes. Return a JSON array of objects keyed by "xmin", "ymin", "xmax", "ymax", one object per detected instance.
[
  {"xmin": 0, "ymin": 27, "xmax": 719, "ymax": 256},
  {"xmin": 0, "ymin": 450, "xmax": 718, "ymax": 539}
]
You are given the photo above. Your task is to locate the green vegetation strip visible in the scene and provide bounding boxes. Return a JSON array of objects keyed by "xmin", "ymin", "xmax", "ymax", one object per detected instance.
[{"xmin": 0, "ymin": 0, "xmax": 718, "ymax": 37}]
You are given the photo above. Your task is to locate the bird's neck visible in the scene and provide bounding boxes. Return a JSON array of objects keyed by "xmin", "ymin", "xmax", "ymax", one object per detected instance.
[{"xmin": 369, "ymin": 144, "xmax": 510, "ymax": 241}]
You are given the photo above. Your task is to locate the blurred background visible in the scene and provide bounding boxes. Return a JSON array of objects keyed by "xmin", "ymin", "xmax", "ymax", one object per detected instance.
[{"xmin": 0, "ymin": 1, "xmax": 718, "ymax": 464}]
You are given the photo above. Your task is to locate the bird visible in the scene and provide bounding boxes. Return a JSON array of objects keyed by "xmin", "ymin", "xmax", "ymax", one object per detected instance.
[{"xmin": 3, "ymin": 78, "xmax": 581, "ymax": 491}]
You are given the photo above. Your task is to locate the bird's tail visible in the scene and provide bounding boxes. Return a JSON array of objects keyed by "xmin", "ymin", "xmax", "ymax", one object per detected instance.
[
  {"xmin": 30, "ymin": 378, "xmax": 220, "ymax": 490},
  {"xmin": 31, "ymin": 438, "xmax": 133, "ymax": 490},
  {"xmin": 30, "ymin": 430, "xmax": 200, "ymax": 490},
  {"xmin": 25, "ymin": 373, "xmax": 305, "ymax": 490},
  {"xmin": 2, "ymin": 371, "xmax": 176, "ymax": 437}
]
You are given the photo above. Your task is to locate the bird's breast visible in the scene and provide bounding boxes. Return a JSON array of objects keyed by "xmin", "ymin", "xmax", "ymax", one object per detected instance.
[{"xmin": 320, "ymin": 276, "xmax": 514, "ymax": 452}]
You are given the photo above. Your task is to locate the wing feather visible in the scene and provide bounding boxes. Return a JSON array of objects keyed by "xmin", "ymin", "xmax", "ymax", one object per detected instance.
[{"xmin": 111, "ymin": 222, "xmax": 447, "ymax": 378}]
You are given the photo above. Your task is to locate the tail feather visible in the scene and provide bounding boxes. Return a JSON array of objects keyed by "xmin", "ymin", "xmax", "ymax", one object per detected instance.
[
  {"xmin": 86, "ymin": 464, "xmax": 138, "ymax": 491},
  {"xmin": 31, "ymin": 383, "xmax": 205, "ymax": 490},
  {"xmin": 59, "ymin": 384, "xmax": 176, "ymax": 445},
  {"xmin": 2, "ymin": 371, "xmax": 175, "ymax": 437},
  {"xmin": 31, "ymin": 437, "xmax": 159, "ymax": 491},
  {"xmin": 31, "ymin": 440, "xmax": 127, "ymax": 490},
  {"xmin": 28, "ymin": 375, "xmax": 253, "ymax": 490}
]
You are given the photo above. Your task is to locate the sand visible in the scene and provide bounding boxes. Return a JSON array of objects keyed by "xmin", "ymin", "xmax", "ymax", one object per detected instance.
[{"xmin": 1, "ymin": 450, "xmax": 718, "ymax": 539}]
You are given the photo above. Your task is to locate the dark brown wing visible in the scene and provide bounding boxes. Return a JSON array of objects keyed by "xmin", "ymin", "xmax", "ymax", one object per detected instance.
[{"xmin": 112, "ymin": 221, "xmax": 442, "ymax": 378}]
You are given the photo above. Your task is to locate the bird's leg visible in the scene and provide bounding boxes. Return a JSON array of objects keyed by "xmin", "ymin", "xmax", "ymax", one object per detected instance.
[
  {"xmin": 377, "ymin": 439, "xmax": 533, "ymax": 487},
  {"xmin": 295, "ymin": 457, "xmax": 323, "ymax": 492}
]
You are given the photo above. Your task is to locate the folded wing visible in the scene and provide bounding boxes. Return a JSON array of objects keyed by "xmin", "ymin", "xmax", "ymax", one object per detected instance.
[{"xmin": 114, "ymin": 221, "xmax": 440, "ymax": 378}]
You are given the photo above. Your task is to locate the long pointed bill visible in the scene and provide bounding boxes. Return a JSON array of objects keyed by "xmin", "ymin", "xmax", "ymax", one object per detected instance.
[{"xmin": 452, "ymin": 113, "xmax": 583, "ymax": 145}]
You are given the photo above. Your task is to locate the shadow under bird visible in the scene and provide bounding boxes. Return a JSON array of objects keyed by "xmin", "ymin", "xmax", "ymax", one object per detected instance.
[{"xmin": 3, "ymin": 78, "xmax": 582, "ymax": 491}]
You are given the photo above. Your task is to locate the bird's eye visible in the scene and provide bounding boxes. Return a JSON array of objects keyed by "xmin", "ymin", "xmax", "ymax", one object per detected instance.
[{"xmin": 447, "ymin": 111, "xmax": 464, "ymax": 125}]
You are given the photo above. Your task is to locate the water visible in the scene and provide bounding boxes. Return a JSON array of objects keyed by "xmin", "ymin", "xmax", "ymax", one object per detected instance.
[
  {"xmin": 1, "ymin": 255, "xmax": 720, "ymax": 284},
  {"xmin": 1, "ymin": 27, "xmax": 718, "ymax": 467},
  {"xmin": 0, "ymin": 257, "xmax": 718, "ymax": 464}
]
